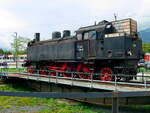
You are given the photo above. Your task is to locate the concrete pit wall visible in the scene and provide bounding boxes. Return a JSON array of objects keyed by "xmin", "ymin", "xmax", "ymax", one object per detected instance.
[{"xmin": 24, "ymin": 79, "xmax": 150, "ymax": 105}]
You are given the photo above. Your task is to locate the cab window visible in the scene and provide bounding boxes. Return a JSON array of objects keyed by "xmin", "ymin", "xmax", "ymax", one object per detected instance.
[
  {"xmin": 89, "ymin": 31, "xmax": 96, "ymax": 39},
  {"xmin": 77, "ymin": 34, "xmax": 82, "ymax": 40},
  {"xmin": 84, "ymin": 32, "xmax": 89, "ymax": 39},
  {"xmin": 84, "ymin": 31, "xmax": 96, "ymax": 40}
]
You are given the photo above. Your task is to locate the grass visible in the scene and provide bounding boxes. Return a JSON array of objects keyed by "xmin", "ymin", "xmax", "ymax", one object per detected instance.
[
  {"xmin": 2, "ymin": 84, "xmax": 150, "ymax": 113},
  {"xmin": 138, "ymin": 67, "xmax": 150, "ymax": 72},
  {"xmin": 0, "ymin": 84, "xmax": 109, "ymax": 113},
  {"xmin": 0, "ymin": 68, "xmax": 26, "ymax": 72}
]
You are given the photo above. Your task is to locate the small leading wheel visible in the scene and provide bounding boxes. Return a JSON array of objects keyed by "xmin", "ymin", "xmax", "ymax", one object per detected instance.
[{"xmin": 100, "ymin": 67, "xmax": 113, "ymax": 81}]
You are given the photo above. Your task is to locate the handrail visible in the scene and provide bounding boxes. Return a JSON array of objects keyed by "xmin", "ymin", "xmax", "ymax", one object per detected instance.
[{"xmin": 1, "ymin": 68, "xmax": 150, "ymax": 91}]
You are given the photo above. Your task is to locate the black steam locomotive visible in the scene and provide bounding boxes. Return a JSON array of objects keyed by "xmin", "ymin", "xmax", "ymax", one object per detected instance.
[{"xmin": 26, "ymin": 18, "xmax": 143, "ymax": 81}]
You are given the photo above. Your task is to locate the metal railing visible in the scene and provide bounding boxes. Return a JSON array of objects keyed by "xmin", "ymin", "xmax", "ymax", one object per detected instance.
[{"xmin": 0, "ymin": 68, "xmax": 150, "ymax": 91}]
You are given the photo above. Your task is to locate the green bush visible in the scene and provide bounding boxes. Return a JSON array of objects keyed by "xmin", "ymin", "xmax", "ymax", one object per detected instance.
[{"xmin": 143, "ymin": 43, "xmax": 150, "ymax": 53}]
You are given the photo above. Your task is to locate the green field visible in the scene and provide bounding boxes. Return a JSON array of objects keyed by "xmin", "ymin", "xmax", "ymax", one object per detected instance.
[
  {"xmin": 0, "ymin": 84, "xmax": 111, "ymax": 113},
  {"xmin": 138, "ymin": 67, "xmax": 150, "ymax": 72},
  {"xmin": 1, "ymin": 84, "xmax": 150, "ymax": 113},
  {"xmin": 0, "ymin": 68, "xmax": 26, "ymax": 72}
]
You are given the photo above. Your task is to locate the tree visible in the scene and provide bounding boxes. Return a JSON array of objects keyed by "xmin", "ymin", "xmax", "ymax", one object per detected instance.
[
  {"xmin": 0, "ymin": 49, "xmax": 12, "ymax": 55},
  {"xmin": 4, "ymin": 50, "xmax": 12, "ymax": 54},
  {"xmin": 0, "ymin": 48, "xmax": 4, "ymax": 54},
  {"xmin": 11, "ymin": 35, "xmax": 30, "ymax": 54},
  {"xmin": 11, "ymin": 34, "xmax": 30, "ymax": 68}
]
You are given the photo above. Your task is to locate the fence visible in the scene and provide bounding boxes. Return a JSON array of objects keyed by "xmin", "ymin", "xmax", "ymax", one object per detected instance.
[{"xmin": 1, "ymin": 68, "xmax": 150, "ymax": 91}]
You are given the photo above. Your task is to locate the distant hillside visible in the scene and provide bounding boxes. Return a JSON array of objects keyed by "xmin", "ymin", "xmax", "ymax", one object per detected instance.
[{"xmin": 140, "ymin": 28, "xmax": 150, "ymax": 42}]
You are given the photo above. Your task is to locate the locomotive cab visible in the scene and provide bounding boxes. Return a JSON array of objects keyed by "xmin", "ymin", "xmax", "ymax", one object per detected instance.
[
  {"xmin": 75, "ymin": 21, "xmax": 114, "ymax": 59},
  {"xmin": 76, "ymin": 21, "xmax": 113, "ymax": 40}
]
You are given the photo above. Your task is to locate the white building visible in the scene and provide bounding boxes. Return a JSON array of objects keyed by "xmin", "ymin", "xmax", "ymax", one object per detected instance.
[{"xmin": 0, "ymin": 54, "xmax": 27, "ymax": 68}]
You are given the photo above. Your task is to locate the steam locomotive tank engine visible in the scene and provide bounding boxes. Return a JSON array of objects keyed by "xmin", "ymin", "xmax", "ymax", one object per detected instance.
[{"xmin": 26, "ymin": 18, "xmax": 143, "ymax": 81}]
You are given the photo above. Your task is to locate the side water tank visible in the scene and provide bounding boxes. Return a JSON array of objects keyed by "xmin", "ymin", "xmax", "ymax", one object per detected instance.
[
  {"xmin": 52, "ymin": 32, "xmax": 61, "ymax": 39},
  {"xmin": 63, "ymin": 30, "xmax": 71, "ymax": 37}
]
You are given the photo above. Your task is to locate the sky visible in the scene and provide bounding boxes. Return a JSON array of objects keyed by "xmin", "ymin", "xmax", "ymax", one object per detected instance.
[{"xmin": 0, "ymin": 0, "xmax": 150, "ymax": 49}]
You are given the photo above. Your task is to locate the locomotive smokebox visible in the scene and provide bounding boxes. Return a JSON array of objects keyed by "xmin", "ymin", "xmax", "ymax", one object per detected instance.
[
  {"xmin": 34, "ymin": 33, "xmax": 40, "ymax": 42},
  {"xmin": 52, "ymin": 32, "xmax": 61, "ymax": 39},
  {"xmin": 63, "ymin": 30, "xmax": 71, "ymax": 37}
]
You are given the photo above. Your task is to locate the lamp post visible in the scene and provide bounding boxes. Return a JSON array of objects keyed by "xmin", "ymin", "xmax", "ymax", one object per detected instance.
[{"xmin": 14, "ymin": 32, "xmax": 18, "ymax": 69}]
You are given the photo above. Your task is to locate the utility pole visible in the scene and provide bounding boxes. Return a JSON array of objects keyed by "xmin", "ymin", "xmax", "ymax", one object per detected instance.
[
  {"xmin": 114, "ymin": 13, "xmax": 117, "ymax": 21},
  {"xmin": 14, "ymin": 32, "xmax": 18, "ymax": 69}
]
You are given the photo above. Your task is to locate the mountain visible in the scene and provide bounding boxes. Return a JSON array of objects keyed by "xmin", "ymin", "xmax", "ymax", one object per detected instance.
[{"xmin": 139, "ymin": 28, "xmax": 150, "ymax": 42}]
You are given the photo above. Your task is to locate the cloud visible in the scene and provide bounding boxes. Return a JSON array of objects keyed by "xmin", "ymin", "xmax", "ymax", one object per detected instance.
[
  {"xmin": 0, "ymin": 9, "xmax": 28, "ymax": 31},
  {"xmin": 83, "ymin": 0, "xmax": 140, "ymax": 19},
  {"xmin": 136, "ymin": 0, "xmax": 150, "ymax": 29},
  {"xmin": 83, "ymin": 0, "xmax": 150, "ymax": 29},
  {"xmin": 0, "ymin": 7, "xmax": 28, "ymax": 49},
  {"xmin": 0, "ymin": 0, "xmax": 12, "ymax": 6},
  {"xmin": 44, "ymin": 0, "xmax": 150, "ymax": 30},
  {"xmin": 0, "ymin": 33, "xmax": 13, "ymax": 49},
  {"xmin": 0, "ymin": 0, "xmax": 150, "ymax": 49}
]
